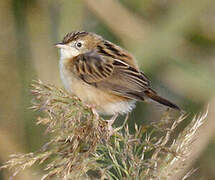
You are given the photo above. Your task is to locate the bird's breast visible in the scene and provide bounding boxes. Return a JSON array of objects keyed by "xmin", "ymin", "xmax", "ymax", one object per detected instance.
[
  {"xmin": 59, "ymin": 58, "xmax": 136, "ymax": 115},
  {"xmin": 59, "ymin": 58, "xmax": 73, "ymax": 92}
]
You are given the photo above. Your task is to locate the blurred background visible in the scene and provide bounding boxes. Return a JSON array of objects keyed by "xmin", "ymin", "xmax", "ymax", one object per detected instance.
[{"xmin": 0, "ymin": 0, "xmax": 215, "ymax": 179}]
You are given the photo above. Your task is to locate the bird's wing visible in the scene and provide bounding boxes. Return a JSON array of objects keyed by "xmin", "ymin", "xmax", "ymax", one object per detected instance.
[
  {"xmin": 73, "ymin": 51, "xmax": 151, "ymax": 100},
  {"xmin": 73, "ymin": 51, "xmax": 114, "ymax": 84}
]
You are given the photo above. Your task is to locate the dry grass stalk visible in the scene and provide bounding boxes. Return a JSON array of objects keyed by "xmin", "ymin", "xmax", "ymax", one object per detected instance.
[{"xmin": 0, "ymin": 80, "xmax": 207, "ymax": 180}]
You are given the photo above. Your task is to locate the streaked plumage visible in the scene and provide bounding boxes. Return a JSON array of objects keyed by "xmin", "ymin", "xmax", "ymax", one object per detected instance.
[{"xmin": 56, "ymin": 31, "xmax": 180, "ymax": 115}]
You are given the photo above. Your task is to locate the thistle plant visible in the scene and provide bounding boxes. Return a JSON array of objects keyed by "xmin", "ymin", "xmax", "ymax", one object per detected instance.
[{"xmin": 1, "ymin": 80, "xmax": 207, "ymax": 180}]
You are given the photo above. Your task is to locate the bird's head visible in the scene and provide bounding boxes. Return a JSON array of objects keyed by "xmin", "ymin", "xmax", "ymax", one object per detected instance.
[{"xmin": 56, "ymin": 31, "xmax": 102, "ymax": 59}]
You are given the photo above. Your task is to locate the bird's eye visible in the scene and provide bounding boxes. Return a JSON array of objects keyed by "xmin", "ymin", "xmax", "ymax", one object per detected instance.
[{"xmin": 76, "ymin": 42, "xmax": 82, "ymax": 48}]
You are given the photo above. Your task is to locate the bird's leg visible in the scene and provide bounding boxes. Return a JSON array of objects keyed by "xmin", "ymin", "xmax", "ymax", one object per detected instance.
[
  {"xmin": 86, "ymin": 104, "xmax": 99, "ymax": 120},
  {"xmin": 92, "ymin": 108, "xmax": 99, "ymax": 120},
  {"xmin": 106, "ymin": 114, "xmax": 119, "ymax": 136},
  {"xmin": 113, "ymin": 113, "xmax": 129, "ymax": 133},
  {"xmin": 123, "ymin": 113, "xmax": 129, "ymax": 127}
]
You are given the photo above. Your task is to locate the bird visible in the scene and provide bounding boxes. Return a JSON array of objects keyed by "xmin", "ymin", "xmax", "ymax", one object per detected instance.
[{"xmin": 56, "ymin": 31, "xmax": 180, "ymax": 121}]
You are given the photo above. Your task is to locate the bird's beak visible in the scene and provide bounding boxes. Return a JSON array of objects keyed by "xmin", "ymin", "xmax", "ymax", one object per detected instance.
[{"xmin": 55, "ymin": 43, "xmax": 67, "ymax": 49}]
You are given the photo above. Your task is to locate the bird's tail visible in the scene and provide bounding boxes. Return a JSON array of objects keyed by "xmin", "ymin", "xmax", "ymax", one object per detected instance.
[{"xmin": 144, "ymin": 89, "xmax": 181, "ymax": 111}]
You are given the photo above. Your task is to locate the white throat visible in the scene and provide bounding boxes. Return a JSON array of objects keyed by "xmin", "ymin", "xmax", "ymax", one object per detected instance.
[
  {"xmin": 60, "ymin": 47, "xmax": 79, "ymax": 60},
  {"xmin": 58, "ymin": 47, "xmax": 79, "ymax": 93}
]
